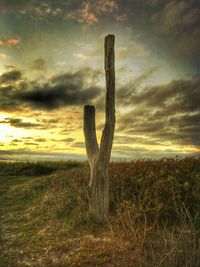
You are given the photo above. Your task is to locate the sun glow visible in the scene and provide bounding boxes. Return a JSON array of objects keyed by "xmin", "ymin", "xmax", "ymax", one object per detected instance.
[
  {"xmin": 0, "ymin": 114, "xmax": 30, "ymax": 142},
  {"xmin": 0, "ymin": 123, "xmax": 26, "ymax": 142}
]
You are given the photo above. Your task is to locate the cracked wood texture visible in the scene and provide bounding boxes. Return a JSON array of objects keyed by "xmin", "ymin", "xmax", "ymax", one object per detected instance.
[{"xmin": 84, "ymin": 34, "xmax": 115, "ymax": 223}]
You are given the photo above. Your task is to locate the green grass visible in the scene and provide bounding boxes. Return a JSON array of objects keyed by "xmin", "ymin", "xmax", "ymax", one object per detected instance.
[{"xmin": 0, "ymin": 158, "xmax": 200, "ymax": 266}]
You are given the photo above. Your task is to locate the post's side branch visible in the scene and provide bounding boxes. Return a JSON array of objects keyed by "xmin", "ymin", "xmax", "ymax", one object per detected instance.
[
  {"xmin": 84, "ymin": 105, "xmax": 99, "ymax": 163},
  {"xmin": 100, "ymin": 34, "xmax": 115, "ymax": 164}
]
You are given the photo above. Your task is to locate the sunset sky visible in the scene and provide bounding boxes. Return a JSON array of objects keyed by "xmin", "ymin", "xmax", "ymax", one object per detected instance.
[{"xmin": 0, "ymin": 0, "xmax": 199, "ymax": 161}]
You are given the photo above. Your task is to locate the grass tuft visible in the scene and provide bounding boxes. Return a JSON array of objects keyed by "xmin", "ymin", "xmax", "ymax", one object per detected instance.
[{"xmin": 0, "ymin": 157, "xmax": 200, "ymax": 266}]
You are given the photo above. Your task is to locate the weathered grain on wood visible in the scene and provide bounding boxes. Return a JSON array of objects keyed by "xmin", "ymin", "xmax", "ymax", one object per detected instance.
[{"xmin": 83, "ymin": 34, "xmax": 115, "ymax": 223}]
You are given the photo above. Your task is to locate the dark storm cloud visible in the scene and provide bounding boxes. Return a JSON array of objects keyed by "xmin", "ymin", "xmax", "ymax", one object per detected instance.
[
  {"xmin": 0, "ymin": 68, "xmax": 22, "ymax": 83},
  {"xmin": 151, "ymin": 1, "xmax": 200, "ymax": 60},
  {"xmin": 18, "ymin": 71, "xmax": 100, "ymax": 110},
  {"xmin": 118, "ymin": 78, "xmax": 200, "ymax": 148},
  {"xmin": 150, "ymin": 0, "xmax": 200, "ymax": 34},
  {"xmin": 122, "ymin": 0, "xmax": 200, "ymax": 74},
  {"xmin": 0, "ymin": 67, "xmax": 101, "ymax": 111},
  {"xmin": 117, "ymin": 78, "xmax": 200, "ymax": 113}
]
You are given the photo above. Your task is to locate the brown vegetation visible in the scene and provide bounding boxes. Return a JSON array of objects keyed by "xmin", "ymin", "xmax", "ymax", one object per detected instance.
[{"xmin": 0, "ymin": 158, "xmax": 200, "ymax": 266}]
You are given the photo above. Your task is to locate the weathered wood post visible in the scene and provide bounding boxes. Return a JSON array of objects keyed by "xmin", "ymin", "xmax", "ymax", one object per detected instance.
[{"xmin": 84, "ymin": 34, "xmax": 115, "ymax": 223}]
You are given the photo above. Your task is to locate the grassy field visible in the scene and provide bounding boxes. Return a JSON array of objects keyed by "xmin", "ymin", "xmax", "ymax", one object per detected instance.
[{"xmin": 0, "ymin": 158, "xmax": 200, "ymax": 267}]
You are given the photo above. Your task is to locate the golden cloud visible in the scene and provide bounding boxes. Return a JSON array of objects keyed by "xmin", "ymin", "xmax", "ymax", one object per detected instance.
[
  {"xmin": 0, "ymin": 53, "xmax": 8, "ymax": 60},
  {"xmin": 0, "ymin": 38, "xmax": 20, "ymax": 47},
  {"xmin": 68, "ymin": 2, "xmax": 98, "ymax": 24}
]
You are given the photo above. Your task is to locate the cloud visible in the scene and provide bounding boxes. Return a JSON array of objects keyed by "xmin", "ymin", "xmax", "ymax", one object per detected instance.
[
  {"xmin": 0, "ymin": 67, "xmax": 22, "ymax": 84},
  {"xmin": 0, "ymin": 0, "xmax": 63, "ymax": 21},
  {"xmin": 12, "ymin": 139, "xmax": 22, "ymax": 143},
  {"xmin": 56, "ymin": 62, "xmax": 67, "ymax": 67},
  {"xmin": 117, "ymin": 44, "xmax": 148, "ymax": 60},
  {"xmin": 117, "ymin": 78, "xmax": 200, "ymax": 149},
  {"xmin": 71, "ymin": 142, "xmax": 85, "ymax": 148},
  {"xmin": 112, "ymin": 145, "xmax": 148, "ymax": 155},
  {"xmin": 0, "ymin": 116, "xmax": 60, "ymax": 130},
  {"xmin": 149, "ymin": 0, "xmax": 200, "ymax": 70},
  {"xmin": 0, "ymin": 0, "xmax": 119, "ymax": 23},
  {"xmin": 34, "ymin": 138, "xmax": 47, "ymax": 142},
  {"xmin": 68, "ymin": 2, "xmax": 98, "ymax": 24},
  {"xmin": 111, "ymin": 145, "xmax": 197, "ymax": 159},
  {"xmin": 0, "ymin": 149, "xmax": 84, "ymax": 161},
  {"xmin": 114, "ymin": 135, "xmax": 164, "ymax": 146},
  {"xmin": 116, "ymin": 66, "xmax": 158, "ymax": 107},
  {"xmin": 31, "ymin": 58, "xmax": 46, "ymax": 71},
  {"xmin": 94, "ymin": 67, "xmax": 158, "ymax": 112},
  {"xmin": 0, "ymin": 118, "xmax": 42, "ymax": 129},
  {"xmin": 0, "ymin": 38, "xmax": 20, "ymax": 47},
  {"xmin": 68, "ymin": 0, "xmax": 124, "ymax": 24},
  {"xmin": 32, "ymin": 6, "xmax": 62, "ymax": 17},
  {"xmin": 73, "ymin": 53, "xmax": 88, "ymax": 60},
  {"xmin": 23, "ymin": 142, "xmax": 38, "ymax": 146},
  {"xmin": 0, "ymin": 0, "xmax": 34, "ymax": 11},
  {"xmin": 6, "ymin": 38, "xmax": 21, "ymax": 46},
  {"xmin": 152, "ymin": 1, "xmax": 199, "ymax": 33},
  {"xmin": 18, "ymin": 71, "xmax": 101, "ymax": 110},
  {"xmin": 0, "ymin": 53, "xmax": 8, "ymax": 60},
  {"xmin": 61, "ymin": 138, "xmax": 75, "ymax": 143},
  {"xmin": 115, "ymin": 13, "xmax": 127, "ymax": 21},
  {"xmin": 94, "ymin": 0, "xmax": 118, "ymax": 14},
  {"xmin": 125, "ymin": 79, "xmax": 199, "ymax": 113},
  {"xmin": 0, "ymin": 67, "xmax": 101, "ymax": 111}
]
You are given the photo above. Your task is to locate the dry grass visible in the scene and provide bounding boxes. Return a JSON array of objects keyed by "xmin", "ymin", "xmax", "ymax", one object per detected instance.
[{"xmin": 0, "ymin": 158, "xmax": 200, "ymax": 266}]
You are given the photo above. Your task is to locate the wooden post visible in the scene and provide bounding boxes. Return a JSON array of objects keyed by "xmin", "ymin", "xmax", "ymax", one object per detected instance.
[{"xmin": 84, "ymin": 34, "xmax": 115, "ymax": 223}]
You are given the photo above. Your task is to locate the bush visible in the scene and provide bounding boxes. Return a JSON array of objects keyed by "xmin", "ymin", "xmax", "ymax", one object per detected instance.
[
  {"xmin": 109, "ymin": 158, "xmax": 200, "ymax": 224},
  {"xmin": 0, "ymin": 161, "xmax": 84, "ymax": 176}
]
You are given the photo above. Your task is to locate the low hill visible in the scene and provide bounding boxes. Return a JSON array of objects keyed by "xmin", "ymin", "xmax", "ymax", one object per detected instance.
[{"xmin": 0, "ymin": 158, "xmax": 200, "ymax": 266}]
